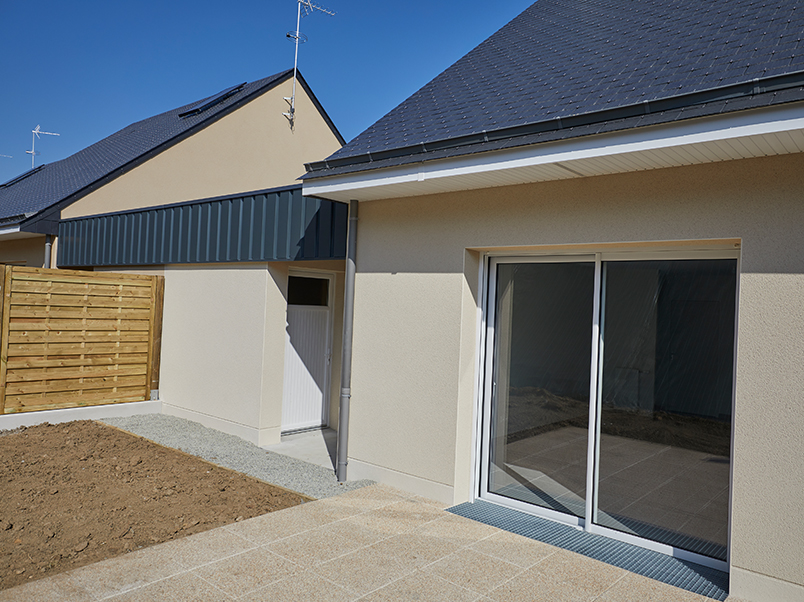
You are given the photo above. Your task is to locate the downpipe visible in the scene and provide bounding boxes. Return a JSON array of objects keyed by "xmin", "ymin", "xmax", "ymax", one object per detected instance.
[{"xmin": 336, "ymin": 200, "xmax": 358, "ymax": 482}]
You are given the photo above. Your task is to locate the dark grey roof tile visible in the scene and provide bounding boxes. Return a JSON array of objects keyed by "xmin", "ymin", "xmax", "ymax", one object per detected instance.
[
  {"xmin": 324, "ymin": 0, "xmax": 804, "ymax": 167},
  {"xmin": 770, "ymin": 86, "xmax": 804, "ymax": 103},
  {"xmin": 0, "ymin": 71, "xmax": 297, "ymax": 222}
]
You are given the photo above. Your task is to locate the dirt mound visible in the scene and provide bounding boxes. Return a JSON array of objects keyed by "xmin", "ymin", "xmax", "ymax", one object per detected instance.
[{"xmin": 0, "ymin": 420, "xmax": 308, "ymax": 590}]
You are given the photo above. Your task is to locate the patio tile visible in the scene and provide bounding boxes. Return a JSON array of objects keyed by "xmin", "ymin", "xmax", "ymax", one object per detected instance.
[
  {"xmin": 487, "ymin": 549, "xmax": 626, "ymax": 602},
  {"xmin": 264, "ymin": 520, "xmax": 371, "ymax": 567},
  {"xmin": 360, "ymin": 571, "xmax": 483, "ymax": 602},
  {"xmin": 238, "ymin": 571, "xmax": 357, "ymax": 602},
  {"xmin": 369, "ymin": 531, "xmax": 460, "ymax": 570},
  {"xmin": 414, "ymin": 513, "xmax": 501, "ymax": 547},
  {"xmin": 160, "ymin": 528, "xmax": 256, "ymax": 569},
  {"xmin": 594, "ymin": 572, "xmax": 712, "ymax": 602},
  {"xmin": 224, "ymin": 502, "xmax": 345, "ymax": 546},
  {"xmin": 104, "ymin": 572, "xmax": 232, "ymax": 601},
  {"xmin": 320, "ymin": 483, "xmax": 408, "ymax": 512},
  {"xmin": 0, "ymin": 572, "xmax": 96, "ymax": 602},
  {"xmin": 190, "ymin": 548, "xmax": 298, "ymax": 598},
  {"xmin": 67, "ymin": 545, "xmax": 185, "ymax": 599},
  {"xmin": 404, "ymin": 494, "xmax": 452, "ymax": 510},
  {"xmin": 343, "ymin": 499, "xmax": 445, "ymax": 538},
  {"xmin": 313, "ymin": 545, "xmax": 416, "ymax": 596},
  {"xmin": 470, "ymin": 529, "xmax": 557, "ymax": 568},
  {"xmin": 421, "ymin": 547, "xmax": 525, "ymax": 595}
]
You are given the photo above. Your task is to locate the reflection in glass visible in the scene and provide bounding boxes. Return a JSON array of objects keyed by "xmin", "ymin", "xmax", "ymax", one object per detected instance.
[
  {"xmin": 595, "ymin": 260, "xmax": 736, "ymax": 560},
  {"xmin": 488, "ymin": 262, "xmax": 594, "ymax": 517}
]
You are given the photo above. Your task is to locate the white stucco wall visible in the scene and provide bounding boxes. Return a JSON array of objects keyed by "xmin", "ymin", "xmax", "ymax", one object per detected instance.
[
  {"xmin": 345, "ymin": 152, "xmax": 804, "ymax": 601},
  {"xmin": 156, "ymin": 260, "xmax": 344, "ymax": 447}
]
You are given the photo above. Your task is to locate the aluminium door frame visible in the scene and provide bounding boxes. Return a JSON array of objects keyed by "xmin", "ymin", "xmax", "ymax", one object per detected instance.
[
  {"xmin": 283, "ymin": 268, "xmax": 336, "ymax": 431},
  {"xmin": 474, "ymin": 246, "xmax": 740, "ymax": 574}
]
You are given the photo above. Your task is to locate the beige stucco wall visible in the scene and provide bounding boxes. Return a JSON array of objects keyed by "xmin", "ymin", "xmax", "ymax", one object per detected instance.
[
  {"xmin": 0, "ymin": 235, "xmax": 46, "ymax": 266},
  {"xmin": 346, "ymin": 152, "xmax": 804, "ymax": 600},
  {"xmin": 156, "ymin": 260, "xmax": 344, "ymax": 447},
  {"xmin": 61, "ymin": 80, "xmax": 342, "ymax": 219}
]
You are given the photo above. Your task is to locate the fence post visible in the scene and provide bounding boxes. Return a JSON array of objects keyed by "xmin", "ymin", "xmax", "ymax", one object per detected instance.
[
  {"xmin": 0, "ymin": 266, "xmax": 13, "ymax": 413},
  {"xmin": 148, "ymin": 276, "xmax": 165, "ymax": 400}
]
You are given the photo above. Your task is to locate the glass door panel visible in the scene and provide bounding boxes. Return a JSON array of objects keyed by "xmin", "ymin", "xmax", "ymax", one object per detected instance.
[
  {"xmin": 595, "ymin": 259, "xmax": 736, "ymax": 561},
  {"xmin": 488, "ymin": 261, "xmax": 595, "ymax": 518}
]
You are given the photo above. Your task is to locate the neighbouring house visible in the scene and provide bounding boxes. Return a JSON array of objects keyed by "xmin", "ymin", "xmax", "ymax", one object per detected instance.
[
  {"xmin": 0, "ymin": 70, "xmax": 350, "ymax": 446},
  {"xmin": 302, "ymin": 1, "xmax": 804, "ymax": 600}
]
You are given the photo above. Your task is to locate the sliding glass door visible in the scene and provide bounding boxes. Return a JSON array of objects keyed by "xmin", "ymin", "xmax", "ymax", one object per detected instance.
[{"xmin": 481, "ymin": 253, "xmax": 736, "ymax": 567}]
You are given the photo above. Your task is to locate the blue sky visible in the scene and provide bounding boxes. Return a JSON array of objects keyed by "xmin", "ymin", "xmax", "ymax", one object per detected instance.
[{"xmin": 0, "ymin": 1, "xmax": 534, "ymax": 183}]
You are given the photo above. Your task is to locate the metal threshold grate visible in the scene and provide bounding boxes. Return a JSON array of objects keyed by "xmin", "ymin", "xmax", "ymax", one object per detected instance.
[{"xmin": 447, "ymin": 500, "xmax": 728, "ymax": 601}]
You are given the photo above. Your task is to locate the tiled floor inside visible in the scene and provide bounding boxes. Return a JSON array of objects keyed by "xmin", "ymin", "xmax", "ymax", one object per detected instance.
[
  {"xmin": 1, "ymin": 484, "xmax": 730, "ymax": 601},
  {"xmin": 492, "ymin": 426, "xmax": 729, "ymax": 558}
]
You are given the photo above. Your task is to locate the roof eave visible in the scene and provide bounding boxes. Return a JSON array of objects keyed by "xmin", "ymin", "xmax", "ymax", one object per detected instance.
[
  {"xmin": 302, "ymin": 99, "xmax": 804, "ymax": 202},
  {"xmin": 305, "ymin": 70, "xmax": 804, "ymax": 180}
]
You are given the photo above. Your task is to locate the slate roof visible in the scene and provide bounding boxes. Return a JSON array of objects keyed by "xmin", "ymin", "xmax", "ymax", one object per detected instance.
[
  {"xmin": 0, "ymin": 70, "xmax": 342, "ymax": 229},
  {"xmin": 306, "ymin": 0, "xmax": 804, "ymax": 178}
]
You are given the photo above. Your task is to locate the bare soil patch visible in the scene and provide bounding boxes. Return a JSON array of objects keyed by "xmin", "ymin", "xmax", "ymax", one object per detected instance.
[{"xmin": 0, "ymin": 420, "xmax": 309, "ymax": 590}]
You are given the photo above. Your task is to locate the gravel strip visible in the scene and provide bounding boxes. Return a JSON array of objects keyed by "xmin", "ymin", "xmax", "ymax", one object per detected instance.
[{"xmin": 98, "ymin": 414, "xmax": 374, "ymax": 499}]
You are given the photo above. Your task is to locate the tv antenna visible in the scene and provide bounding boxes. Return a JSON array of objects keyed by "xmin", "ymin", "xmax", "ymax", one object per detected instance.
[
  {"xmin": 26, "ymin": 125, "xmax": 60, "ymax": 168},
  {"xmin": 283, "ymin": 0, "xmax": 335, "ymax": 129},
  {"xmin": 0, "ymin": 155, "xmax": 11, "ymax": 159}
]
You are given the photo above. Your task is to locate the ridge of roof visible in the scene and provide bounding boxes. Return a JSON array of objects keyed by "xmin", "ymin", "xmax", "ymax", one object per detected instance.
[
  {"xmin": 0, "ymin": 69, "xmax": 313, "ymax": 229},
  {"xmin": 307, "ymin": 0, "xmax": 804, "ymax": 177}
]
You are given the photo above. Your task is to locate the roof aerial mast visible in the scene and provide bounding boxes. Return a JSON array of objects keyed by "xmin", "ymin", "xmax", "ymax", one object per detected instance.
[
  {"xmin": 284, "ymin": 0, "xmax": 334, "ymax": 130},
  {"xmin": 26, "ymin": 125, "xmax": 60, "ymax": 169}
]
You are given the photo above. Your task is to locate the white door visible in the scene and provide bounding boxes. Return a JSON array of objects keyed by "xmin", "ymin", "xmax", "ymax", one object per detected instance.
[{"xmin": 281, "ymin": 275, "xmax": 332, "ymax": 432}]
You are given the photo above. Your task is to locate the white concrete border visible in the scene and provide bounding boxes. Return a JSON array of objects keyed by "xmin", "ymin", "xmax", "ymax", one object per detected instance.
[
  {"xmin": 731, "ymin": 566, "xmax": 804, "ymax": 602},
  {"xmin": 161, "ymin": 402, "xmax": 280, "ymax": 447},
  {"xmin": 0, "ymin": 400, "xmax": 162, "ymax": 431},
  {"xmin": 348, "ymin": 457, "xmax": 454, "ymax": 505}
]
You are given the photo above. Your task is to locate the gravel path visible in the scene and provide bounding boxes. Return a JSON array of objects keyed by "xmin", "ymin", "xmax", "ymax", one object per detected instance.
[{"xmin": 99, "ymin": 414, "xmax": 373, "ymax": 499}]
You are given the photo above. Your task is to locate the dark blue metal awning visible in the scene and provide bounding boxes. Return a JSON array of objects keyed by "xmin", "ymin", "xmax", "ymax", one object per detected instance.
[{"xmin": 57, "ymin": 185, "xmax": 347, "ymax": 267}]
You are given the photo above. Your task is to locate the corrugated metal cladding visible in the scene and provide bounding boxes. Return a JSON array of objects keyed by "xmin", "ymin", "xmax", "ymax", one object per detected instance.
[{"xmin": 57, "ymin": 188, "xmax": 348, "ymax": 267}]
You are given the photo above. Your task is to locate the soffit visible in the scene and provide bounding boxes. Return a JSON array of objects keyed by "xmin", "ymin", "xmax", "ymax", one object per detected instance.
[{"xmin": 302, "ymin": 102, "xmax": 804, "ymax": 202}]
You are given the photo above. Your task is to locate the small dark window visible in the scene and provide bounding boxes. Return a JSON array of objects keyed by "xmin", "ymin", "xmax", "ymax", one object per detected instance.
[{"xmin": 288, "ymin": 276, "xmax": 329, "ymax": 306}]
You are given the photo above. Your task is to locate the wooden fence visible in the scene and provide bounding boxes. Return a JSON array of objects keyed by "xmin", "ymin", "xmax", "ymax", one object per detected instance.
[{"xmin": 0, "ymin": 266, "xmax": 164, "ymax": 414}]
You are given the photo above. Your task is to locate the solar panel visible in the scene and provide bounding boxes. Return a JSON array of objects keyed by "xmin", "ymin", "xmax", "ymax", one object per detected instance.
[{"xmin": 178, "ymin": 83, "xmax": 247, "ymax": 118}]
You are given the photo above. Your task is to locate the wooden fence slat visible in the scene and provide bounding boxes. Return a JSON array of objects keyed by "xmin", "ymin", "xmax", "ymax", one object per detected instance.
[
  {"xmin": 8, "ymin": 331, "xmax": 150, "ymax": 344},
  {"xmin": 4, "ymin": 387, "xmax": 147, "ymax": 411},
  {"xmin": 11, "ymin": 280, "xmax": 153, "ymax": 298},
  {"xmin": 9, "ymin": 307, "xmax": 152, "ymax": 320},
  {"xmin": 10, "ymin": 293, "xmax": 152, "ymax": 309},
  {"xmin": 5, "ymin": 385, "xmax": 147, "ymax": 404},
  {"xmin": 0, "ymin": 266, "xmax": 12, "ymax": 413},
  {"xmin": 11, "ymin": 275, "xmax": 152, "ymax": 288},
  {"xmin": 5, "ymin": 374, "xmax": 147, "ymax": 396},
  {"xmin": 8, "ymin": 319, "xmax": 151, "ymax": 332},
  {"xmin": 5, "ymin": 354, "xmax": 148, "ymax": 370},
  {"xmin": 3, "ymin": 394, "xmax": 148, "ymax": 414},
  {"xmin": 8, "ymin": 342, "xmax": 150, "ymax": 357},
  {"xmin": 12, "ymin": 268, "xmax": 153, "ymax": 284},
  {"xmin": 7, "ymin": 364, "xmax": 147, "ymax": 383}
]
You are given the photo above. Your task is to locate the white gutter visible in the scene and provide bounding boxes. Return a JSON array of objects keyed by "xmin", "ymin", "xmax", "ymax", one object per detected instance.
[
  {"xmin": 304, "ymin": 101, "xmax": 804, "ymax": 201},
  {"xmin": 0, "ymin": 225, "xmax": 21, "ymax": 237}
]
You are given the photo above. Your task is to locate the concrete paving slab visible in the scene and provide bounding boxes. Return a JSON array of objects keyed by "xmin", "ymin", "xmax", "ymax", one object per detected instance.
[{"xmin": 0, "ymin": 484, "xmax": 731, "ymax": 602}]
